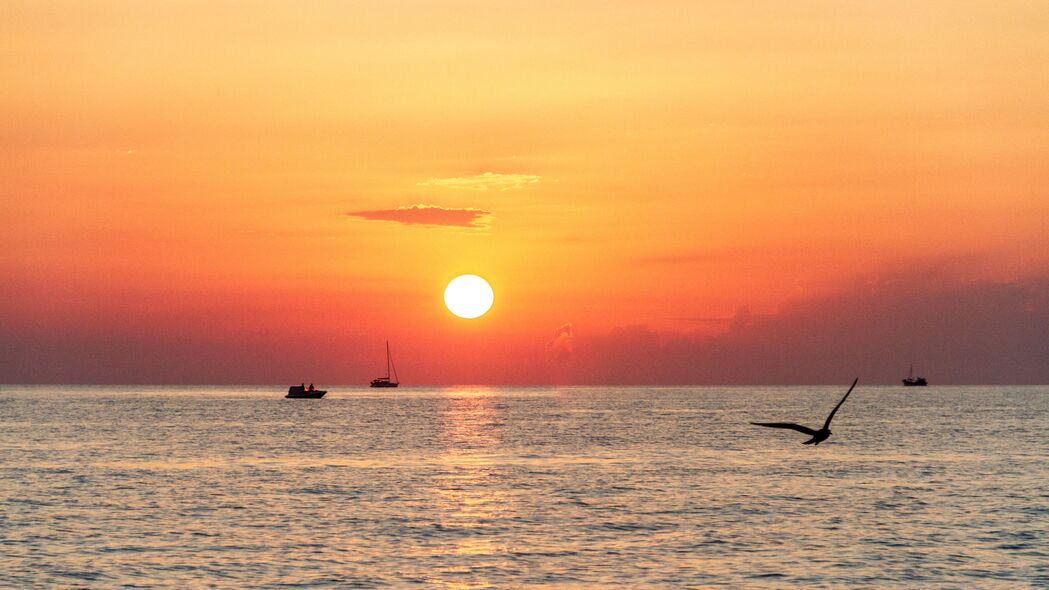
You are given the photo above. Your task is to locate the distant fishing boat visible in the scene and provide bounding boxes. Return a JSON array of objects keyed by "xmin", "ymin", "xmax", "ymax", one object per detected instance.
[
  {"xmin": 370, "ymin": 341, "xmax": 399, "ymax": 388},
  {"xmin": 902, "ymin": 365, "xmax": 927, "ymax": 387},
  {"xmin": 286, "ymin": 384, "xmax": 326, "ymax": 398}
]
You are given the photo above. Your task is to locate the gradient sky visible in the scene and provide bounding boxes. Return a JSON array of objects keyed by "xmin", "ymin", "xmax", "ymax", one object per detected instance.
[{"xmin": 3, "ymin": 1, "xmax": 1048, "ymax": 384}]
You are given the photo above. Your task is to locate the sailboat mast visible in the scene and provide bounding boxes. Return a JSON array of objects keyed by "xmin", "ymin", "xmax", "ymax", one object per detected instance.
[{"xmin": 386, "ymin": 340, "xmax": 391, "ymax": 379}]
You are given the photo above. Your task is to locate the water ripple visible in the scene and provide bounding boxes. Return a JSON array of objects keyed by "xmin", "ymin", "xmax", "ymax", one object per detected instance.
[{"xmin": 0, "ymin": 385, "xmax": 1046, "ymax": 587}]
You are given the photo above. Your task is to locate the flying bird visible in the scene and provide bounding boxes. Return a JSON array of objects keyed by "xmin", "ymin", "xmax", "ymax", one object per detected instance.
[{"xmin": 750, "ymin": 378, "xmax": 859, "ymax": 445}]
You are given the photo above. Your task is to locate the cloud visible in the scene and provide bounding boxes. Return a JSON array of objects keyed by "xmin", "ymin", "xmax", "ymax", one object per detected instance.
[
  {"xmin": 563, "ymin": 277, "xmax": 1049, "ymax": 384},
  {"xmin": 548, "ymin": 322, "xmax": 574, "ymax": 361},
  {"xmin": 346, "ymin": 204, "xmax": 492, "ymax": 228},
  {"xmin": 418, "ymin": 172, "xmax": 541, "ymax": 192},
  {"xmin": 671, "ymin": 306, "xmax": 750, "ymax": 328},
  {"xmin": 552, "ymin": 323, "xmax": 574, "ymax": 339},
  {"xmin": 729, "ymin": 305, "xmax": 751, "ymax": 332}
]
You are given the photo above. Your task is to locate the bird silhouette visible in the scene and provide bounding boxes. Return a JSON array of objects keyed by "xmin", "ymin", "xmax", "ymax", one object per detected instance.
[{"xmin": 750, "ymin": 378, "xmax": 858, "ymax": 445}]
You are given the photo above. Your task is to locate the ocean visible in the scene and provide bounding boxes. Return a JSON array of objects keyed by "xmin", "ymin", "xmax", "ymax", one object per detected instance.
[{"xmin": 1, "ymin": 385, "xmax": 1046, "ymax": 588}]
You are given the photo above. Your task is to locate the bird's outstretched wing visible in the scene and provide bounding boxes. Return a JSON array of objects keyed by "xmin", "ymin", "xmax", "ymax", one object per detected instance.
[
  {"xmin": 750, "ymin": 422, "xmax": 818, "ymax": 436},
  {"xmin": 823, "ymin": 377, "xmax": 859, "ymax": 429}
]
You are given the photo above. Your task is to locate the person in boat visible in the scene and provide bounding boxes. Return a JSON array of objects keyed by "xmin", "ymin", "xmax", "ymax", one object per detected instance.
[
  {"xmin": 300, "ymin": 383, "xmax": 305, "ymax": 390},
  {"xmin": 308, "ymin": 383, "xmax": 315, "ymax": 392}
]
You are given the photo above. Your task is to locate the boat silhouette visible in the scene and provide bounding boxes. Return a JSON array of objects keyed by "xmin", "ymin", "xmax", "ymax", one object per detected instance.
[
  {"xmin": 370, "ymin": 341, "xmax": 399, "ymax": 388},
  {"xmin": 902, "ymin": 365, "xmax": 927, "ymax": 386},
  {"xmin": 286, "ymin": 384, "xmax": 326, "ymax": 398}
]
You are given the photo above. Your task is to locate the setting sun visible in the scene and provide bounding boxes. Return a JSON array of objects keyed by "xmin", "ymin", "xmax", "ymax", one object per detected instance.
[{"xmin": 444, "ymin": 275, "xmax": 494, "ymax": 319}]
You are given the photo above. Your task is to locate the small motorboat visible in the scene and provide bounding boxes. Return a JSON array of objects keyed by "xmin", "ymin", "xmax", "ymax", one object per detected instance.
[{"xmin": 286, "ymin": 384, "xmax": 327, "ymax": 398}]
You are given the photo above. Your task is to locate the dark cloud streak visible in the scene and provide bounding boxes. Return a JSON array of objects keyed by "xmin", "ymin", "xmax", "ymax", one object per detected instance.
[{"xmin": 346, "ymin": 204, "xmax": 492, "ymax": 228}]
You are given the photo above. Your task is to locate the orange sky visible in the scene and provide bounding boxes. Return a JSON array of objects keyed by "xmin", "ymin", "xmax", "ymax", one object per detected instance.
[{"xmin": 3, "ymin": 1, "xmax": 1049, "ymax": 383}]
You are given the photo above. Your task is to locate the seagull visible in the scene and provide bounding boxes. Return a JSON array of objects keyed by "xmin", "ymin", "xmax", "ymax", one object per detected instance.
[{"xmin": 750, "ymin": 378, "xmax": 859, "ymax": 445}]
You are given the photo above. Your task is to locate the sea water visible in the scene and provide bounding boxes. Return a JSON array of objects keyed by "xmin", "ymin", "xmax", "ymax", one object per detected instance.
[{"xmin": 1, "ymin": 385, "xmax": 1046, "ymax": 588}]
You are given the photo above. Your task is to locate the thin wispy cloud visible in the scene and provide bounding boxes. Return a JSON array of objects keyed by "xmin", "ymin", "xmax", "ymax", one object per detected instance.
[
  {"xmin": 419, "ymin": 172, "xmax": 540, "ymax": 192},
  {"xmin": 548, "ymin": 323, "xmax": 574, "ymax": 361},
  {"xmin": 346, "ymin": 204, "xmax": 492, "ymax": 228}
]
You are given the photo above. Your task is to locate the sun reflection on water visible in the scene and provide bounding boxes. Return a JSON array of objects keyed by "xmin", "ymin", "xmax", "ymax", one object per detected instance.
[{"xmin": 426, "ymin": 389, "xmax": 519, "ymax": 586}]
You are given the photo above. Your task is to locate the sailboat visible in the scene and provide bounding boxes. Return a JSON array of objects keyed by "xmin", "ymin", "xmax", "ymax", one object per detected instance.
[
  {"xmin": 902, "ymin": 364, "xmax": 928, "ymax": 386},
  {"xmin": 369, "ymin": 341, "xmax": 400, "ymax": 388}
]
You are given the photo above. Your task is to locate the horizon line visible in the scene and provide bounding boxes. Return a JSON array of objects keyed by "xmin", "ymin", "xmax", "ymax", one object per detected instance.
[{"xmin": 3, "ymin": 383, "xmax": 1048, "ymax": 388}]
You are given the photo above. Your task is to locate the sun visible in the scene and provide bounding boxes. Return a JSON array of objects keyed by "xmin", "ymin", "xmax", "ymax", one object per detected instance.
[{"xmin": 444, "ymin": 275, "xmax": 494, "ymax": 319}]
